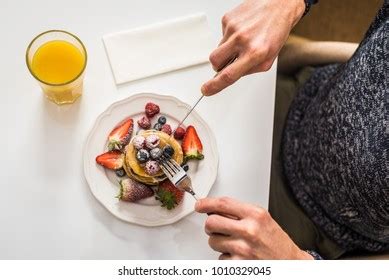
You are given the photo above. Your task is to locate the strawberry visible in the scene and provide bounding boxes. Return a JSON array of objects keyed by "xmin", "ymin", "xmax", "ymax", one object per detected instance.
[
  {"xmin": 107, "ymin": 117, "xmax": 134, "ymax": 151},
  {"xmin": 117, "ymin": 178, "xmax": 154, "ymax": 202},
  {"xmin": 96, "ymin": 150, "xmax": 124, "ymax": 170},
  {"xmin": 145, "ymin": 102, "xmax": 160, "ymax": 118},
  {"xmin": 173, "ymin": 127, "xmax": 186, "ymax": 140},
  {"xmin": 156, "ymin": 180, "xmax": 184, "ymax": 210},
  {"xmin": 182, "ymin": 125, "xmax": 204, "ymax": 161},
  {"xmin": 161, "ymin": 124, "xmax": 172, "ymax": 135}
]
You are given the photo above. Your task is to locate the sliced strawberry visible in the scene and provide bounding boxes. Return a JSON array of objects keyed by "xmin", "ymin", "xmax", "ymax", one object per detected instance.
[
  {"xmin": 156, "ymin": 180, "xmax": 184, "ymax": 210},
  {"xmin": 96, "ymin": 150, "xmax": 124, "ymax": 170},
  {"xmin": 182, "ymin": 125, "xmax": 204, "ymax": 161},
  {"xmin": 107, "ymin": 117, "xmax": 133, "ymax": 151},
  {"xmin": 117, "ymin": 178, "xmax": 154, "ymax": 202}
]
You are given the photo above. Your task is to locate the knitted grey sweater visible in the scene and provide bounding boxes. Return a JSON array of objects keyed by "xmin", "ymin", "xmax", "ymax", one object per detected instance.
[{"xmin": 282, "ymin": 3, "xmax": 388, "ymax": 252}]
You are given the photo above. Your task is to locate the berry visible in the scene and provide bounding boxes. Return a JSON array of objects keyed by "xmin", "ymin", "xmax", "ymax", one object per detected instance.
[
  {"xmin": 182, "ymin": 165, "xmax": 189, "ymax": 172},
  {"xmin": 136, "ymin": 149, "xmax": 150, "ymax": 164},
  {"xmin": 182, "ymin": 125, "xmax": 204, "ymax": 161},
  {"xmin": 150, "ymin": 148, "xmax": 163, "ymax": 160},
  {"xmin": 163, "ymin": 145, "xmax": 174, "ymax": 158},
  {"xmin": 115, "ymin": 168, "xmax": 126, "ymax": 177},
  {"xmin": 96, "ymin": 150, "xmax": 124, "ymax": 170},
  {"xmin": 145, "ymin": 160, "xmax": 160, "ymax": 176},
  {"xmin": 117, "ymin": 178, "xmax": 154, "ymax": 202},
  {"xmin": 137, "ymin": 116, "xmax": 151, "ymax": 129},
  {"xmin": 107, "ymin": 117, "xmax": 134, "ymax": 151},
  {"xmin": 132, "ymin": 135, "xmax": 146, "ymax": 150},
  {"xmin": 156, "ymin": 180, "xmax": 184, "ymax": 210},
  {"xmin": 153, "ymin": 123, "xmax": 163, "ymax": 131},
  {"xmin": 174, "ymin": 127, "xmax": 186, "ymax": 140},
  {"xmin": 158, "ymin": 116, "xmax": 167, "ymax": 125},
  {"xmin": 145, "ymin": 134, "xmax": 160, "ymax": 149},
  {"xmin": 145, "ymin": 102, "xmax": 160, "ymax": 118},
  {"xmin": 161, "ymin": 124, "xmax": 172, "ymax": 135}
]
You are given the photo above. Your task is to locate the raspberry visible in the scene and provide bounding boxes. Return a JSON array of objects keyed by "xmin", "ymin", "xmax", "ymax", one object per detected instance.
[
  {"xmin": 132, "ymin": 135, "xmax": 146, "ymax": 150},
  {"xmin": 145, "ymin": 134, "xmax": 160, "ymax": 149},
  {"xmin": 173, "ymin": 127, "xmax": 186, "ymax": 140},
  {"xmin": 161, "ymin": 124, "xmax": 172, "ymax": 135},
  {"xmin": 145, "ymin": 102, "xmax": 160, "ymax": 118},
  {"xmin": 137, "ymin": 116, "xmax": 151, "ymax": 129},
  {"xmin": 145, "ymin": 160, "xmax": 160, "ymax": 176}
]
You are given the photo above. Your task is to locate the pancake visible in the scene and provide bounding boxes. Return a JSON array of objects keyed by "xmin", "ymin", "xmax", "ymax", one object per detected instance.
[{"xmin": 124, "ymin": 130, "xmax": 183, "ymax": 185}]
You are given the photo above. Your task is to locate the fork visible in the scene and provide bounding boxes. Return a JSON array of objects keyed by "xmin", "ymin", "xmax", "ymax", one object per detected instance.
[
  {"xmin": 159, "ymin": 156, "xmax": 239, "ymax": 218},
  {"xmin": 159, "ymin": 156, "xmax": 237, "ymax": 218},
  {"xmin": 160, "ymin": 57, "xmax": 238, "ymax": 201},
  {"xmin": 159, "ymin": 155, "xmax": 198, "ymax": 200}
]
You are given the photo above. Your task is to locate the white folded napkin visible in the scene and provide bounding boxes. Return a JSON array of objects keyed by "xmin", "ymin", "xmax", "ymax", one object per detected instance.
[{"xmin": 103, "ymin": 13, "xmax": 214, "ymax": 84}]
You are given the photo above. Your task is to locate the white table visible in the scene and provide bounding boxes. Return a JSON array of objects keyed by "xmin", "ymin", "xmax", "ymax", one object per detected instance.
[{"xmin": 0, "ymin": 0, "xmax": 276, "ymax": 259}]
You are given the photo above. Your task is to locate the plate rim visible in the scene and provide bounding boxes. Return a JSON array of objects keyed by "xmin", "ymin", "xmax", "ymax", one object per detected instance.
[{"xmin": 83, "ymin": 92, "xmax": 219, "ymax": 226}]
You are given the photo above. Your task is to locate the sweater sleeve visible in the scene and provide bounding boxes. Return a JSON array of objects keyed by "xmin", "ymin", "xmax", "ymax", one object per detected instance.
[{"xmin": 306, "ymin": 250, "xmax": 324, "ymax": 260}]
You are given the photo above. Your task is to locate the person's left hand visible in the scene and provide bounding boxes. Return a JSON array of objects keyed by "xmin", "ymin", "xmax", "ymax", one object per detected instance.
[{"xmin": 195, "ymin": 197, "xmax": 313, "ymax": 260}]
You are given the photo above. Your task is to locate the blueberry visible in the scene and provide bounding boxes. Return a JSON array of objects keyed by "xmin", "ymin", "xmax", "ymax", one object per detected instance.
[
  {"xmin": 157, "ymin": 116, "xmax": 167, "ymax": 125},
  {"xmin": 163, "ymin": 145, "xmax": 174, "ymax": 158},
  {"xmin": 150, "ymin": 148, "xmax": 163, "ymax": 160},
  {"xmin": 115, "ymin": 168, "xmax": 126, "ymax": 177},
  {"xmin": 153, "ymin": 123, "xmax": 163, "ymax": 131},
  {"xmin": 136, "ymin": 149, "xmax": 150, "ymax": 163},
  {"xmin": 182, "ymin": 165, "xmax": 189, "ymax": 172}
]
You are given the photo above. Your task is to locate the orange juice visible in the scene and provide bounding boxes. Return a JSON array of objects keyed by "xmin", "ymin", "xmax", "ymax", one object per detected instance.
[
  {"xmin": 26, "ymin": 30, "xmax": 87, "ymax": 105},
  {"xmin": 32, "ymin": 40, "xmax": 84, "ymax": 85}
]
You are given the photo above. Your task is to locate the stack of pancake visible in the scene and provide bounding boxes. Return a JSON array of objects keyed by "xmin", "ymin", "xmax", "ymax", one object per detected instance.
[{"xmin": 123, "ymin": 130, "xmax": 183, "ymax": 185}]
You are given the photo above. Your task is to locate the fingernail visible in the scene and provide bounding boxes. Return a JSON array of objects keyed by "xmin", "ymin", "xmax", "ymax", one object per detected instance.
[
  {"xmin": 201, "ymin": 85, "xmax": 209, "ymax": 96},
  {"xmin": 194, "ymin": 200, "xmax": 201, "ymax": 210}
]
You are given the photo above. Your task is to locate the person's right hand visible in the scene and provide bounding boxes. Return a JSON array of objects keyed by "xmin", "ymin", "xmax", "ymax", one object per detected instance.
[{"xmin": 201, "ymin": 0, "xmax": 306, "ymax": 96}]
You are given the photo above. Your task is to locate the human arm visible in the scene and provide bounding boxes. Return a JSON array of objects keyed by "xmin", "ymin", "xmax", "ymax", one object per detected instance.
[
  {"xmin": 195, "ymin": 197, "xmax": 314, "ymax": 260},
  {"xmin": 201, "ymin": 0, "xmax": 306, "ymax": 96}
]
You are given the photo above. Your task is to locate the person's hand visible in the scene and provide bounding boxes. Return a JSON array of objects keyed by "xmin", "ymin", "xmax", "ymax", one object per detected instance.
[
  {"xmin": 201, "ymin": 0, "xmax": 306, "ymax": 96},
  {"xmin": 195, "ymin": 197, "xmax": 313, "ymax": 260}
]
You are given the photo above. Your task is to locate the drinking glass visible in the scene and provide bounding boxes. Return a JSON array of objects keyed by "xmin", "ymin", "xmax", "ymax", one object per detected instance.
[{"xmin": 26, "ymin": 30, "xmax": 87, "ymax": 105}]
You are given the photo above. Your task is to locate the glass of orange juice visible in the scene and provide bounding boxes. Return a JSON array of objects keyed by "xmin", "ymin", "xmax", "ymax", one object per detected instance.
[{"xmin": 26, "ymin": 30, "xmax": 87, "ymax": 105}]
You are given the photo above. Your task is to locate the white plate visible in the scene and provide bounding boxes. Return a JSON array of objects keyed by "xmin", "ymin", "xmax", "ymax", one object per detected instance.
[{"xmin": 83, "ymin": 93, "xmax": 218, "ymax": 226}]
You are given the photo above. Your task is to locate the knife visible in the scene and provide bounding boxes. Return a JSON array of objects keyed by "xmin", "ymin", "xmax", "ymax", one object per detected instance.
[{"xmin": 173, "ymin": 56, "xmax": 237, "ymax": 134}]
